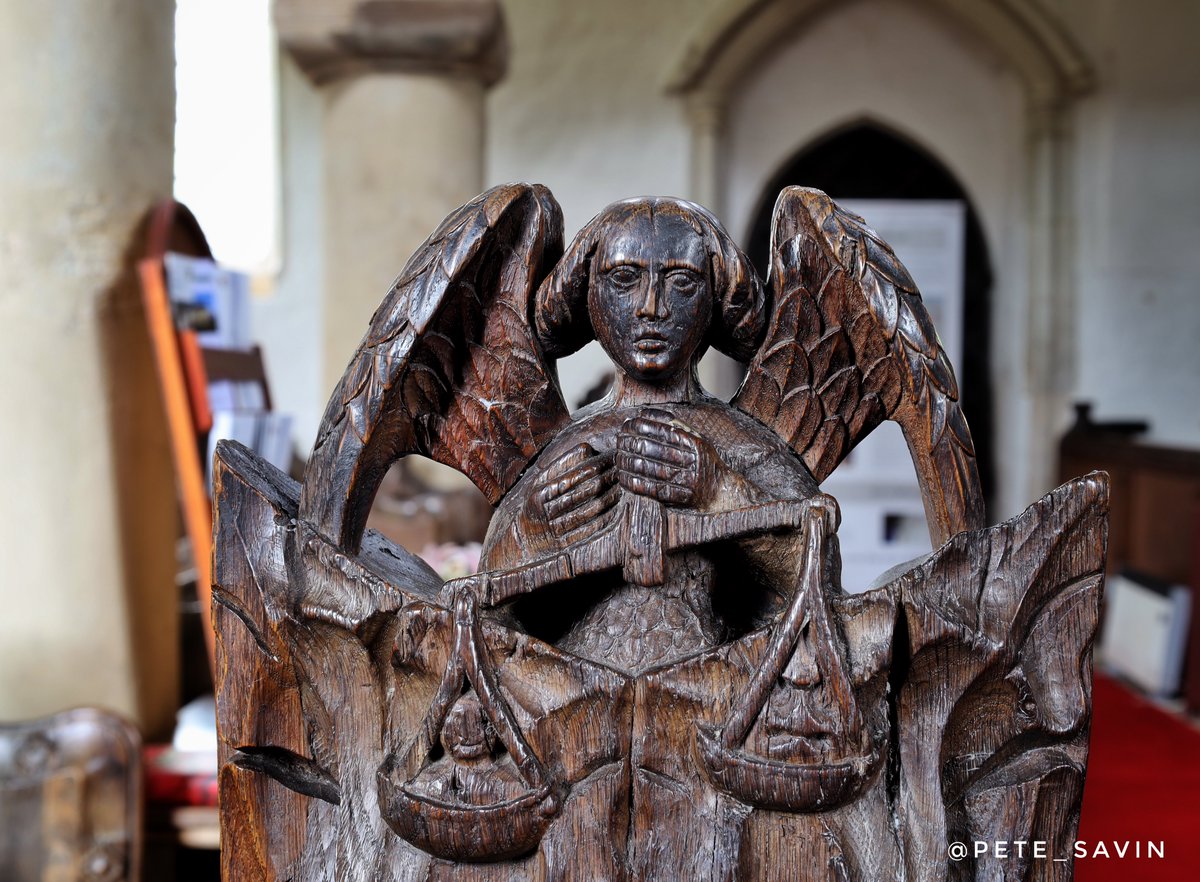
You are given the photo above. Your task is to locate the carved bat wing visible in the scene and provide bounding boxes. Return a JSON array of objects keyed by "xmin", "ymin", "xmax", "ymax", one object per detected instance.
[
  {"xmin": 301, "ymin": 183, "xmax": 570, "ymax": 552},
  {"xmin": 733, "ymin": 187, "xmax": 984, "ymax": 546}
]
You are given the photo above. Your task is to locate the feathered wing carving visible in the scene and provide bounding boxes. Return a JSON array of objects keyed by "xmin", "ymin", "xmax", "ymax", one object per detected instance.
[
  {"xmin": 734, "ymin": 187, "xmax": 984, "ymax": 546},
  {"xmin": 300, "ymin": 183, "xmax": 570, "ymax": 552}
]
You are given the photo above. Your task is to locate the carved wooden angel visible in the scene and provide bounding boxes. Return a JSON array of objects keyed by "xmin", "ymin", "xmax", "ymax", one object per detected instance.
[{"xmin": 212, "ymin": 184, "xmax": 1107, "ymax": 882}]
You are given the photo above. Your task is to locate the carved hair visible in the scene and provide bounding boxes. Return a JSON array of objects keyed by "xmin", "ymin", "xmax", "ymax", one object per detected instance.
[{"xmin": 533, "ymin": 197, "xmax": 766, "ymax": 362}]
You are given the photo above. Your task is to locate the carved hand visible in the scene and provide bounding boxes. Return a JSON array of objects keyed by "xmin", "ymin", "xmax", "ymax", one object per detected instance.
[
  {"xmin": 615, "ymin": 410, "xmax": 724, "ymax": 509},
  {"xmin": 526, "ymin": 442, "xmax": 620, "ymax": 544}
]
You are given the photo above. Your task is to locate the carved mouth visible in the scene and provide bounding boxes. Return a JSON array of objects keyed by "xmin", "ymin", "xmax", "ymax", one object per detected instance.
[
  {"xmin": 633, "ymin": 332, "xmax": 670, "ymax": 353},
  {"xmin": 447, "ymin": 737, "xmax": 488, "ymax": 760}
]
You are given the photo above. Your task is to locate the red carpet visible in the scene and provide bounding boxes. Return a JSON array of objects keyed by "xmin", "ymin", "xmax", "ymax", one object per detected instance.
[{"xmin": 1075, "ymin": 674, "xmax": 1200, "ymax": 881}]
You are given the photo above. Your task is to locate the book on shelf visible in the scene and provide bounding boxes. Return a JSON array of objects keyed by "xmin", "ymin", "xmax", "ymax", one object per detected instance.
[
  {"xmin": 206, "ymin": 410, "xmax": 294, "ymax": 490},
  {"xmin": 164, "ymin": 252, "xmax": 252, "ymax": 351}
]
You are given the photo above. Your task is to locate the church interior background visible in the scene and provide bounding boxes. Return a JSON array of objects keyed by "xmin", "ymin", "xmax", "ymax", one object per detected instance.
[{"xmin": 1, "ymin": 1, "xmax": 1198, "ymax": 879}]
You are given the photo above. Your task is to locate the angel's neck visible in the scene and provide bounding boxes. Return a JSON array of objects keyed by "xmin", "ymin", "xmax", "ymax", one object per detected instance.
[{"xmin": 609, "ymin": 367, "xmax": 701, "ymax": 408}]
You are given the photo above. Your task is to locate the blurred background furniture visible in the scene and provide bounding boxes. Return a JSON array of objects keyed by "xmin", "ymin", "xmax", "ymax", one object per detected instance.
[
  {"xmin": 0, "ymin": 708, "xmax": 142, "ymax": 882},
  {"xmin": 1059, "ymin": 403, "xmax": 1200, "ymax": 711},
  {"xmin": 139, "ymin": 199, "xmax": 222, "ymax": 671}
]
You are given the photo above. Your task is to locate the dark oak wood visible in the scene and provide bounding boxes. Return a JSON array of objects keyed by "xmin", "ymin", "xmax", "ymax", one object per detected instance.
[
  {"xmin": 1, "ymin": 708, "xmax": 142, "ymax": 882},
  {"xmin": 213, "ymin": 184, "xmax": 1107, "ymax": 880}
]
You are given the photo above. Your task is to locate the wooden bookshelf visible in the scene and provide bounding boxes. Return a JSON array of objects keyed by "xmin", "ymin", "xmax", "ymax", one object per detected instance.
[{"xmin": 139, "ymin": 200, "xmax": 218, "ymax": 671}]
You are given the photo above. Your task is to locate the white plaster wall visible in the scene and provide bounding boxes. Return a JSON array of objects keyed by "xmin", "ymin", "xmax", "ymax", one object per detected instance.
[
  {"xmin": 488, "ymin": 1, "xmax": 719, "ymax": 231},
  {"xmin": 488, "ymin": 0, "xmax": 1044, "ymax": 513},
  {"xmin": 255, "ymin": 54, "xmax": 326, "ymax": 453},
  {"xmin": 721, "ymin": 0, "xmax": 1032, "ymax": 517},
  {"xmin": 722, "ymin": 3, "xmax": 1024, "ymax": 262},
  {"xmin": 487, "ymin": 0, "xmax": 732, "ymax": 410},
  {"xmin": 0, "ymin": 0, "xmax": 179, "ymax": 734},
  {"xmin": 1067, "ymin": 0, "xmax": 1200, "ymax": 448},
  {"xmin": 261, "ymin": 0, "xmax": 1200, "ymax": 494},
  {"xmin": 486, "ymin": 0, "xmax": 1200, "ymax": 518},
  {"xmin": 258, "ymin": 62, "xmax": 488, "ymax": 458}
]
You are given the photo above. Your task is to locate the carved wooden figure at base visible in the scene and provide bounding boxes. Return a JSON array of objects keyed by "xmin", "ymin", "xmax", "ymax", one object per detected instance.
[
  {"xmin": 212, "ymin": 183, "xmax": 1107, "ymax": 881},
  {"xmin": 1, "ymin": 708, "xmax": 142, "ymax": 882}
]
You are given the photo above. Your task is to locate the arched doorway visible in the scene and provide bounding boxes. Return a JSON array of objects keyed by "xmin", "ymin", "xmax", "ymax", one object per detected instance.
[
  {"xmin": 671, "ymin": 0, "xmax": 1095, "ymax": 518},
  {"xmin": 745, "ymin": 123, "xmax": 995, "ymax": 505}
]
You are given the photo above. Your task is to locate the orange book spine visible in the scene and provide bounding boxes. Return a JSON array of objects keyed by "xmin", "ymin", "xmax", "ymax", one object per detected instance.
[
  {"xmin": 178, "ymin": 331, "xmax": 213, "ymax": 434},
  {"xmin": 139, "ymin": 257, "xmax": 215, "ymax": 668}
]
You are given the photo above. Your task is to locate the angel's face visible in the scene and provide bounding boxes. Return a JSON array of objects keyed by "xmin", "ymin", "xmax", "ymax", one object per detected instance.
[{"xmin": 588, "ymin": 212, "xmax": 712, "ymax": 383}]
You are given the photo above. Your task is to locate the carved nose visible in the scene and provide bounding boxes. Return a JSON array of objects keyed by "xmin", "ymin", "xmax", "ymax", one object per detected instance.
[{"xmin": 635, "ymin": 276, "xmax": 669, "ymax": 319}]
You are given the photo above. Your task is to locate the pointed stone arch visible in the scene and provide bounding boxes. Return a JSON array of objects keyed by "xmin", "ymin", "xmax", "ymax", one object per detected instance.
[
  {"xmin": 669, "ymin": 0, "xmax": 1097, "ymax": 513},
  {"xmin": 666, "ymin": 0, "xmax": 1094, "ymax": 107}
]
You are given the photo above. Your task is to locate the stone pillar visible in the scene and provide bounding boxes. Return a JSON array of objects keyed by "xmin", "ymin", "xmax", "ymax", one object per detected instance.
[
  {"xmin": 323, "ymin": 74, "xmax": 486, "ymax": 394},
  {"xmin": 685, "ymin": 91, "xmax": 726, "ymax": 216},
  {"xmin": 0, "ymin": 1, "xmax": 179, "ymax": 736},
  {"xmin": 684, "ymin": 91, "xmax": 747, "ymax": 399},
  {"xmin": 275, "ymin": 0, "xmax": 506, "ymax": 396},
  {"xmin": 1022, "ymin": 97, "xmax": 1077, "ymax": 510}
]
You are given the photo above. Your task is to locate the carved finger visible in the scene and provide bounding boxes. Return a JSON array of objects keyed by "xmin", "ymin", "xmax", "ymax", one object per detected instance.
[
  {"xmin": 530, "ymin": 448, "xmax": 596, "ymax": 519},
  {"xmin": 554, "ymin": 485, "xmax": 621, "ymax": 539},
  {"xmin": 541, "ymin": 443, "xmax": 596, "ymax": 483},
  {"xmin": 637, "ymin": 407, "xmax": 676, "ymax": 425},
  {"xmin": 544, "ymin": 472, "xmax": 614, "ymax": 520},
  {"xmin": 618, "ymin": 472, "xmax": 693, "ymax": 505},
  {"xmin": 622, "ymin": 415, "xmax": 676, "ymax": 438},
  {"xmin": 616, "ymin": 450, "xmax": 694, "ymax": 485},
  {"xmin": 623, "ymin": 417, "xmax": 698, "ymax": 453},
  {"xmin": 616, "ymin": 433, "xmax": 695, "ymax": 465},
  {"xmin": 540, "ymin": 455, "xmax": 613, "ymax": 504},
  {"xmin": 539, "ymin": 451, "xmax": 613, "ymax": 501}
]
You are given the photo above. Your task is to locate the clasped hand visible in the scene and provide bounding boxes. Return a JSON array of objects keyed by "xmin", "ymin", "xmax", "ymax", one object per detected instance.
[{"xmin": 528, "ymin": 409, "xmax": 724, "ymax": 543}]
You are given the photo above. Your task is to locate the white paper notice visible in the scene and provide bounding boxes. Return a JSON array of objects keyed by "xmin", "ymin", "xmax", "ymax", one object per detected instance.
[{"xmin": 821, "ymin": 200, "xmax": 966, "ymax": 591}]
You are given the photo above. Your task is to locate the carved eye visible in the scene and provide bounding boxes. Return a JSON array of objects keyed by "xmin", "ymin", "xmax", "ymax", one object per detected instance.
[
  {"xmin": 608, "ymin": 266, "xmax": 641, "ymax": 287},
  {"xmin": 667, "ymin": 271, "xmax": 700, "ymax": 296}
]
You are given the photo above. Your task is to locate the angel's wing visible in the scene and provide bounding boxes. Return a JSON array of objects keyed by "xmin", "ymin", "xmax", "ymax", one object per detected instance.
[
  {"xmin": 734, "ymin": 187, "xmax": 984, "ymax": 546},
  {"xmin": 301, "ymin": 184, "xmax": 570, "ymax": 552}
]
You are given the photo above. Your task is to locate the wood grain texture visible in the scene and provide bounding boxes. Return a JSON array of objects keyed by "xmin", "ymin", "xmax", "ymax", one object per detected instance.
[
  {"xmin": 1, "ymin": 708, "xmax": 142, "ymax": 882},
  {"xmin": 301, "ymin": 184, "xmax": 570, "ymax": 554},
  {"xmin": 215, "ymin": 186, "xmax": 1107, "ymax": 881},
  {"xmin": 734, "ymin": 187, "xmax": 984, "ymax": 546}
]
